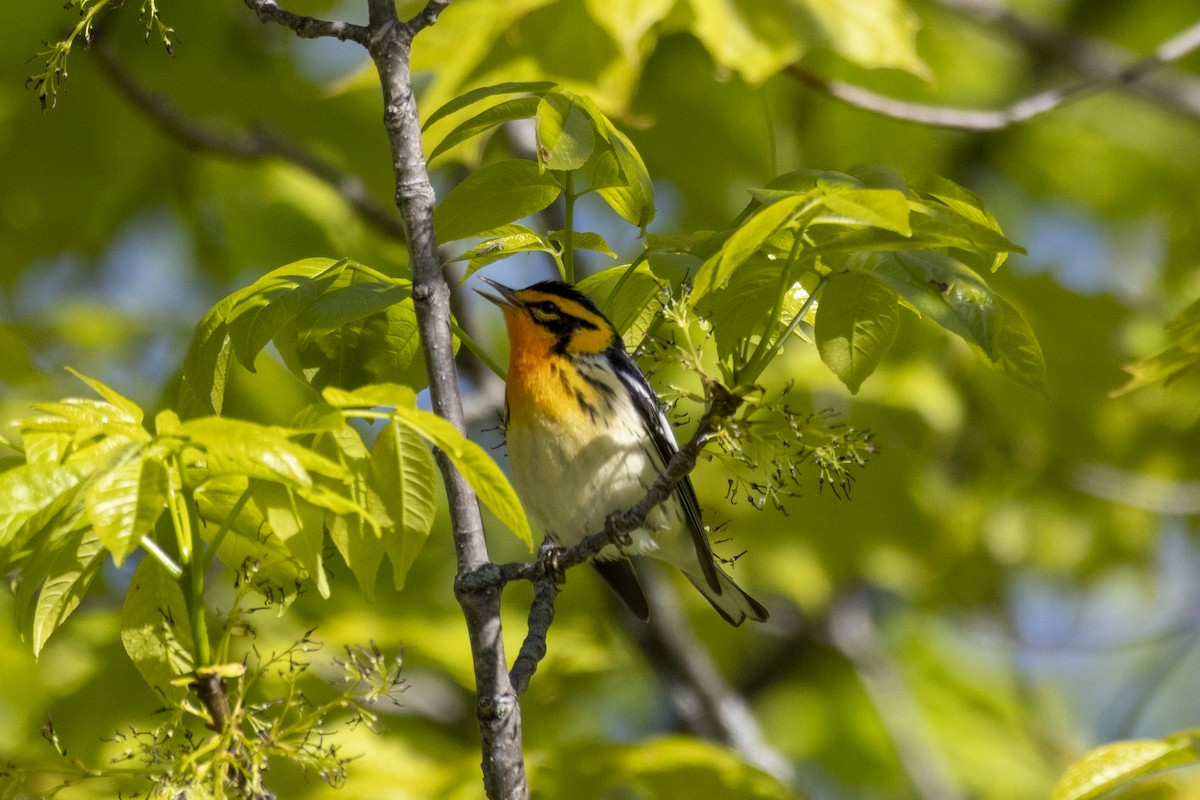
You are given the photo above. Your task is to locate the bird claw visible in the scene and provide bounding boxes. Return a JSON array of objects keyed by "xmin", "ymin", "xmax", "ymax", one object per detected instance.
[
  {"xmin": 537, "ymin": 540, "xmax": 565, "ymax": 585},
  {"xmin": 603, "ymin": 511, "xmax": 635, "ymax": 550}
]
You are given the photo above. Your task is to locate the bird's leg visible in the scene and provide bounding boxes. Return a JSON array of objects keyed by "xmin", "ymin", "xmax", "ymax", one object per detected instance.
[
  {"xmin": 536, "ymin": 536, "xmax": 566, "ymax": 585},
  {"xmin": 602, "ymin": 510, "xmax": 636, "ymax": 550}
]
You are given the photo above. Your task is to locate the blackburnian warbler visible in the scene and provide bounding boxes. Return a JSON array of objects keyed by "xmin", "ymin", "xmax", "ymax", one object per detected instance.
[{"xmin": 478, "ymin": 278, "xmax": 769, "ymax": 626}]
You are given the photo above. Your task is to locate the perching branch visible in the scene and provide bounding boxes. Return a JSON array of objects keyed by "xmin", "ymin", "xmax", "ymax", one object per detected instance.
[
  {"xmin": 91, "ymin": 44, "xmax": 407, "ymax": 243},
  {"xmin": 788, "ymin": 19, "xmax": 1200, "ymax": 130}
]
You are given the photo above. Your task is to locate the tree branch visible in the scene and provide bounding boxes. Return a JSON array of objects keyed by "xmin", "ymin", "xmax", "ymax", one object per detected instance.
[
  {"xmin": 828, "ymin": 592, "xmax": 965, "ymax": 800},
  {"xmin": 933, "ymin": 0, "xmax": 1200, "ymax": 119},
  {"xmin": 91, "ymin": 44, "xmax": 407, "ymax": 243},
  {"xmin": 247, "ymin": 1, "xmax": 527, "ymax": 796},
  {"xmin": 241, "ymin": 0, "xmax": 369, "ymax": 44},
  {"xmin": 623, "ymin": 569, "xmax": 795, "ymax": 784},
  {"xmin": 358, "ymin": 1, "xmax": 527, "ymax": 798},
  {"xmin": 788, "ymin": 19, "xmax": 1200, "ymax": 130}
]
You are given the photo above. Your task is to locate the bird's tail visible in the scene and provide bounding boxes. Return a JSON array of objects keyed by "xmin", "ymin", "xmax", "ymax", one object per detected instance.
[{"xmin": 686, "ymin": 566, "xmax": 769, "ymax": 626}]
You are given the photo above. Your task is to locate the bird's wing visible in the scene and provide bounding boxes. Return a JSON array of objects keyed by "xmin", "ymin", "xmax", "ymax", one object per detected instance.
[{"xmin": 609, "ymin": 350, "xmax": 722, "ymax": 593}]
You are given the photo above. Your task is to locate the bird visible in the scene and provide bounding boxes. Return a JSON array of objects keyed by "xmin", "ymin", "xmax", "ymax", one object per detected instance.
[{"xmin": 476, "ymin": 277, "xmax": 769, "ymax": 626}]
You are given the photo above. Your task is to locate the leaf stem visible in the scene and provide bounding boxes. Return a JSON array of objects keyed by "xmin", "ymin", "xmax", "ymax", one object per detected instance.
[
  {"xmin": 742, "ymin": 274, "xmax": 828, "ymax": 385},
  {"xmin": 451, "ymin": 319, "xmax": 507, "ymax": 379},
  {"xmin": 563, "ymin": 171, "xmax": 576, "ymax": 283},
  {"xmin": 185, "ymin": 496, "xmax": 213, "ymax": 669},
  {"xmin": 139, "ymin": 534, "xmax": 183, "ymax": 579}
]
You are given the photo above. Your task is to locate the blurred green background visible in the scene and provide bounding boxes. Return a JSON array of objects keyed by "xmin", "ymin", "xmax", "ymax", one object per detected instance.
[{"xmin": 3, "ymin": 0, "xmax": 1200, "ymax": 797}]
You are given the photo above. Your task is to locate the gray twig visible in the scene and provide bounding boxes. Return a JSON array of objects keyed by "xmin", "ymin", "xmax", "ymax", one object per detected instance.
[
  {"xmin": 788, "ymin": 19, "xmax": 1200, "ymax": 130},
  {"xmin": 934, "ymin": 0, "xmax": 1200, "ymax": 119},
  {"xmin": 241, "ymin": 0, "xmax": 369, "ymax": 44}
]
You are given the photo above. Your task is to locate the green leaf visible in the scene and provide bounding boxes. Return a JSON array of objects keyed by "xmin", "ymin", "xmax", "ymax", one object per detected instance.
[
  {"xmin": 0, "ymin": 463, "xmax": 83, "ymax": 549},
  {"xmin": 226, "ymin": 259, "xmax": 346, "ymax": 372},
  {"xmin": 993, "ymin": 297, "xmax": 1047, "ymax": 394},
  {"xmin": 594, "ymin": 123, "xmax": 656, "ymax": 232},
  {"xmin": 449, "ymin": 224, "xmax": 557, "ymax": 280},
  {"xmin": 371, "ymin": 420, "xmax": 437, "ymax": 590},
  {"xmin": 193, "ymin": 476, "xmax": 303, "ymax": 609},
  {"xmin": 86, "ymin": 449, "xmax": 169, "ymax": 566},
  {"xmin": 325, "ymin": 384, "xmax": 532, "ymax": 548},
  {"xmin": 393, "ymin": 405, "xmax": 532, "ymax": 548},
  {"xmin": 65, "ymin": 368, "xmax": 144, "ymax": 426},
  {"xmin": 800, "ymin": 0, "xmax": 931, "ymax": 78},
  {"xmin": 428, "ymin": 96, "xmax": 542, "ymax": 163},
  {"xmin": 280, "ymin": 273, "xmax": 434, "ymax": 393},
  {"xmin": 177, "ymin": 416, "xmax": 344, "ymax": 488},
  {"xmin": 817, "ymin": 189, "xmax": 912, "ymax": 236},
  {"xmin": 549, "ymin": 230, "xmax": 617, "ymax": 259},
  {"xmin": 121, "ymin": 556, "xmax": 195, "ymax": 700},
  {"xmin": 693, "ymin": 193, "xmax": 815, "ymax": 300},
  {"xmin": 1113, "ymin": 296, "xmax": 1200, "ymax": 396},
  {"xmin": 327, "ymin": 512, "xmax": 386, "ymax": 599},
  {"xmin": 257, "ymin": 482, "xmax": 330, "ymax": 598},
  {"xmin": 698, "ymin": 255, "xmax": 817, "ymax": 369},
  {"xmin": 536, "ymin": 90, "xmax": 597, "ymax": 171},
  {"xmin": 815, "ymin": 272, "xmax": 901, "ymax": 394},
  {"xmin": 178, "ymin": 289, "xmax": 241, "ymax": 419},
  {"xmin": 31, "ymin": 530, "xmax": 106, "ymax": 657},
  {"xmin": 434, "ymin": 159, "xmax": 563, "ymax": 243},
  {"xmin": 1052, "ymin": 737, "xmax": 1200, "ymax": 800},
  {"xmin": 422, "ymin": 80, "xmax": 556, "ymax": 132},
  {"xmin": 686, "ymin": 0, "xmax": 808, "ymax": 85},
  {"xmin": 864, "ymin": 250, "xmax": 1000, "ymax": 359}
]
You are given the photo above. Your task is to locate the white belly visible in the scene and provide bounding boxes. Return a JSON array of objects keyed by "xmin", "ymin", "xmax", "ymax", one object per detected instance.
[{"xmin": 506, "ymin": 399, "xmax": 682, "ymax": 559}]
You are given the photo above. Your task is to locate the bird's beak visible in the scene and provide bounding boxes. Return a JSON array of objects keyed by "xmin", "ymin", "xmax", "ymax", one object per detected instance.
[{"xmin": 475, "ymin": 277, "xmax": 520, "ymax": 310}]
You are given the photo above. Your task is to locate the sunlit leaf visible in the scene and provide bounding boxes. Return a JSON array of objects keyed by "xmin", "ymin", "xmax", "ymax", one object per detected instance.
[
  {"xmin": 428, "ymin": 95, "xmax": 542, "ymax": 163},
  {"xmin": 64, "ymin": 368, "xmax": 144, "ymax": 426},
  {"xmin": 693, "ymin": 193, "xmax": 815, "ymax": 301},
  {"xmin": 801, "ymin": 0, "xmax": 931, "ymax": 78},
  {"xmin": 816, "ymin": 189, "xmax": 912, "ymax": 236},
  {"xmin": 121, "ymin": 556, "xmax": 195, "ymax": 700},
  {"xmin": 449, "ymin": 224, "xmax": 557, "ymax": 280},
  {"xmin": 371, "ymin": 420, "xmax": 437, "ymax": 590},
  {"xmin": 256, "ymin": 482, "xmax": 329, "ymax": 598},
  {"xmin": 422, "ymin": 80, "xmax": 556, "ymax": 132},
  {"xmin": 193, "ymin": 476, "xmax": 303, "ymax": 610},
  {"xmin": 1051, "ymin": 737, "xmax": 1200, "ymax": 800},
  {"xmin": 864, "ymin": 250, "xmax": 1000, "ymax": 359},
  {"xmin": 536, "ymin": 90, "xmax": 597, "ymax": 171},
  {"xmin": 816, "ymin": 271, "xmax": 900, "ymax": 394},
  {"xmin": 226, "ymin": 259, "xmax": 345, "ymax": 372},
  {"xmin": 0, "ymin": 463, "xmax": 83, "ymax": 549},
  {"xmin": 177, "ymin": 416, "xmax": 344, "ymax": 488},
  {"xmin": 325, "ymin": 384, "xmax": 532, "ymax": 547},
  {"xmin": 31, "ymin": 530, "xmax": 105, "ymax": 657},
  {"xmin": 549, "ymin": 230, "xmax": 617, "ymax": 259},
  {"xmin": 577, "ymin": 261, "xmax": 662, "ymax": 340},
  {"xmin": 594, "ymin": 122, "xmax": 655, "ymax": 232},
  {"xmin": 434, "ymin": 159, "xmax": 562, "ymax": 243},
  {"xmin": 86, "ymin": 448, "xmax": 169, "ymax": 566}
]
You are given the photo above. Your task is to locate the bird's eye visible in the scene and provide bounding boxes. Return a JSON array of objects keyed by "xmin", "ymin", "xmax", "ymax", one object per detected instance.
[{"xmin": 529, "ymin": 301, "xmax": 560, "ymax": 318}]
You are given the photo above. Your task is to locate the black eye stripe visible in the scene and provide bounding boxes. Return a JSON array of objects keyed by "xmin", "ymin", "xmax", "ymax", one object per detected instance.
[{"xmin": 526, "ymin": 300, "xmax": 598, "ymax": 332}]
